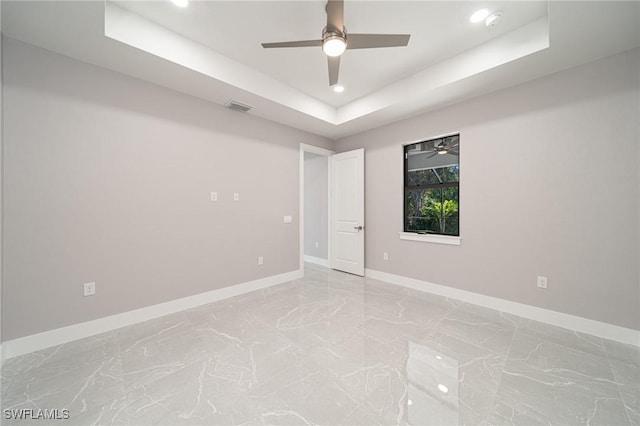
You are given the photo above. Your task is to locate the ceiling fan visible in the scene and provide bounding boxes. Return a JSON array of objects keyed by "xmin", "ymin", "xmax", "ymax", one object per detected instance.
[
  {"xmin": 409, "ymin": 137, "xmax": 460, "ymax": 158},
  {"xmin": 261, "ymin": 0, "xmax": 411, "ymax": 87},
  {"xmin": 428, "ymin": 137, "xmax": 459, "ymax": 158}
]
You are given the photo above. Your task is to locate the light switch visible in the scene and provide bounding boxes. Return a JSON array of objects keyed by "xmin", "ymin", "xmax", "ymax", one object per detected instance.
[
  {"xmin": 284, "ymin": 215, "xmax": 292, "ymax": 224},
  {"xmin": 210, "ymin": 192, "xmax": 217, "ymax": 202}
]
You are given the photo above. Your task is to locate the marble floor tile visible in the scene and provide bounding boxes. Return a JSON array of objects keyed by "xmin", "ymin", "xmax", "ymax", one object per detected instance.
[
  {"xmin": 435, "ymin": 303, "xmax": 519, "ymax": 357},
  {"xmin": 279, "ymin": 312, "xmax": 363, "ymax": 354},
  {"xmin": 118, "ymin": 313, "xmax": 213, "ymax": 390},
  {"xmin": 215, "ymin": 329, "xmax": 306, "ymax": 393},
  {"xmin": 372, "ymin": 292, "xmax": 458, "ymax": 334},
  {"xmin": 415, "ymin": 330, "xmax": 508, "ymax": 425},
  {"xmin": 122, "ymin": 357, "xmax": 269, "ymax": 425},
  {"xmin": 1, "ymin": 332, "xmax": 126, "ymax": 426},
  {"xmin": 185, "ymin": 302, "xmax": 272, "ymax": 348},
  {"xmin": 352, "ymin": 285, "xmax": 409, "ymax": 314},
  {"xmin": 265, "ymin": 370, "xmax": 362, "ymax": 425},
  {"xmin": 1, "ymin": 264, "xmax": 637, "ymax": 426},
  {"xmin": 360, "ymin": 311, "xmax": 432, "ymax": 348},
  {"xmin": 603, "ymin": 339, "xmax": 640, "ymax": 425},
  {"xmin": 491, "ymin": 328, "xmax": 631, "ymax": 425},
  {"xmin": 517, "ymin": 318, "xmax": 607, "ymax": 357}
]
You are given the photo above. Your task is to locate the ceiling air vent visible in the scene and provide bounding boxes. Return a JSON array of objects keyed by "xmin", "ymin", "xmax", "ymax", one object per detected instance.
[{"xmin": 224, "ymin": 100, "xmax": 253, "ymax": 113}]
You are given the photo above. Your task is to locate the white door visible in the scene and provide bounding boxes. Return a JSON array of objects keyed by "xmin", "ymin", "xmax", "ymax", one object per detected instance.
[{"xmin": 330, "ymin": 149, "xmax": 365, "ymax": 276}]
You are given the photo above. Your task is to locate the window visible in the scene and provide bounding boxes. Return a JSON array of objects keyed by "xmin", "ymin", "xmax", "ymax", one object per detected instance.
[{"xmin": 404, "ymin": 134, "xmax": 460, "ymax": 237}]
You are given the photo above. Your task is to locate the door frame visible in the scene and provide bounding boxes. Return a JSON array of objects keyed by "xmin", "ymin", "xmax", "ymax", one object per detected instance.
[{"xmin": 299, "ymin": 143, "xmax": 334, "ymax": 272}]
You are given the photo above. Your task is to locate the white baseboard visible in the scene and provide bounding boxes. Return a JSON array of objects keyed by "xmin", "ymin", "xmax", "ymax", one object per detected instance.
[
  {"xmin": 365, "ymin": 269, "xmax": 639, "ymax": 348},
  {"xmin": 3, "ymin": 269, "xmax": 303, "ymax": 360},
  {"xmin": 304, "ymin": 255, "xmax": 329, "ymax": 267}
]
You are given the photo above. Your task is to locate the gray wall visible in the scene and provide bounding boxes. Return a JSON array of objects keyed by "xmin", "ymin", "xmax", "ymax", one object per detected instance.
[
  {"xmin": 337, "ymin": 48, "xmax": 640, "ymax": 331},
  {"xmin": 1, "ymin": 38, "xmax": 334, "ymax": 341},
  {"xmin": 304, "ymin": 152, "xmax": 328, "ymax": 260}
]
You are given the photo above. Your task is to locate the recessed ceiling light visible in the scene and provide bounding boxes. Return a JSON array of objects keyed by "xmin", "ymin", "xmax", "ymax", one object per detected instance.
[
  {"xmin": 485, "ymin": 12, "xmax": 502, "ymax": 27},
  {"xmin": 470, "ymin": 8, "xmax": 490, "ymax": 23},
  {"xmin": 438, "ymin": 384, "xmax": 449, "ymax": 394},
  {"xmin": 407, "ymin": 399, "xmax": 413, "ymax": 406},
  {"xmin": 171, "ymin": 0, "xmax": 189, "ymax": 8},
  {"xmin": 333, "ymin": 85, "xmax": 345, "ymax": 93}
]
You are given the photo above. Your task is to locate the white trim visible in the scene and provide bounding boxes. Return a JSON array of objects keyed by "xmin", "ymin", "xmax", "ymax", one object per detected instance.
[
  {"xmin": 299, "ymin": 147, "xmax": 305, "ymax": 271},
  {"xmin": 399, "ymin": 232, "xmax": 461, "ymax": 246},
  {"xmin": 304, "ymin": 255, "xmax": 329, "ymax": 267},
  {"xmin": 3, "ymin": 269, "xmax": 303, "ymax": 360},
  {"xmin": 300, "ymin": 143, "xmax": 334, "ymax": 272},
  {"xmin": 365, "ymin": 269, "xmax": 640, "ymax": 348},
  {"xmin": 327, "ymin": 155, "xmax": 332, "ymax": 269},
  {"xmin": 300, "ymin": 143, "xmax": 334, "ymax": 157}
]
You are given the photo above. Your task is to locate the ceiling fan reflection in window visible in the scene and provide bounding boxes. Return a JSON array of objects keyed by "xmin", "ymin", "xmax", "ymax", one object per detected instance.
[
  {"xmin": 261, "ymin": 0, "xmax": 411, "ymax": 87},
  {"xmin": 408, "ymin": 136, "xmax": 460, "ymax": 159}
]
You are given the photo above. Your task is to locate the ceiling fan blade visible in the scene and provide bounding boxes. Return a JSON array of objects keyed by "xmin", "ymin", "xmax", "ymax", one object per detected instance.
[
  {"xmin": 326, "ymin": 0, "xmax": 344, "ymax": 33},
  {"xmin": 347, "ymin": 34, "xmax": 410, "ymax": 49},
  {"xmin": 261, "ymin": 40, "xmax": 323, "ymax": 49},
  {"xmin": 328, "ymin": 55, "xmax": 340, "ymax": 86}
]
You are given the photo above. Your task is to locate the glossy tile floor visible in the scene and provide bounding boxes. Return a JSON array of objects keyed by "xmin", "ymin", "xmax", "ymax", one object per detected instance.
[{"xmin": 1, "ymin": 263, "xmax": 638, "ymax": 425}]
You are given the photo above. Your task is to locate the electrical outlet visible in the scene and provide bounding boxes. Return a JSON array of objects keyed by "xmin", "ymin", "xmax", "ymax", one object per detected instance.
[
  {"xmin": 210, "ymin": 192, "xmax": 217, "ymax": 202},
  {"xmin": 283, "ymin": 215, "xmax": 292, "ymax": 224},
  {"xmin": 83, "ymin": 282, "xmax": 96, "ymax": 297},
  {"xmin": 537, "ymin": 276, "xmax": 548, "ymax": 289},
  {"xmin": 258, "ymin": 256, "xmax": 264, "ymax": 266},
  {"xmin": 233, "ymin": 193, "xmax": 240, "ymax": 201},
  {"xmin": 315, "ymin": 242, "xmax": 319, "ymax": 249},
  {"xmin": 383, "ymin": 252, "xmax": 389, "ymax": 261}
]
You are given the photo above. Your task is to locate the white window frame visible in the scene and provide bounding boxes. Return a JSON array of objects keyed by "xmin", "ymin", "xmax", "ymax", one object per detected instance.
[{"xmin": 400, "ymin": 132, "xmax": 461, "ymax": 246}]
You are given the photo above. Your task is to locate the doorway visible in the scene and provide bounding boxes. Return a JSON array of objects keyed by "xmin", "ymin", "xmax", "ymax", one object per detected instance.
[
  {"xmin": 300, "ymin": 144, "xmax": 365, "ymax": 276},
  {"xmin": 299, "ymin": 144, "xmax": 333, "ymax": 271}
]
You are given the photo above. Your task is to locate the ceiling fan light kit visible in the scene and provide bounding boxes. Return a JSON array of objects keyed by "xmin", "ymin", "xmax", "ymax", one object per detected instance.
[
  {"xmin": 261, "ymin": 0, "xmax": 410, "ymax": 86},
  {"xmin": 322, "ymin": 31, "xmax": 347, "ymax": 57}
]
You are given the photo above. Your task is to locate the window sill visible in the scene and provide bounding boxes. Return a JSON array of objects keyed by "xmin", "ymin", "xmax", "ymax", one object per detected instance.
[{"xmin": 399, "ymin": 232, "xmax": 461, "ymax": 246}]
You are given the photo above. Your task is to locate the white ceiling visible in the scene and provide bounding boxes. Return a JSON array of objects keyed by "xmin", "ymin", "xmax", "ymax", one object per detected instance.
[
  {"xmin": 113, "ymin": 0, "xmax": 548, "ymax": 107},
  {"xmin": 2, "ymin": 1, "xmax": 639, "ymax": 139}
]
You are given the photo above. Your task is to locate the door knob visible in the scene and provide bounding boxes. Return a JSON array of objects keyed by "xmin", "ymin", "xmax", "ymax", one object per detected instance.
[{"xmin": 354, "ymin": 226, "xmax": 363, "ymax": 231}]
